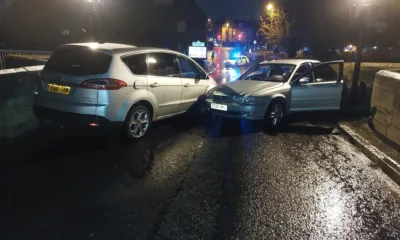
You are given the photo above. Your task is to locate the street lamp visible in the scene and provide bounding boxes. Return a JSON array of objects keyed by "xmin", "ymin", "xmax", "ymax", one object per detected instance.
[
  {"xmin": 226, "ymin": 23, "xmax": 230, "ymax": 43},
  {"xmin": 349, "ymin": 0, "xmax": 379, "ymax": 106},
  {"xmin": 265, "ymin": 3, "xmax": 275, "ymax": 52}
]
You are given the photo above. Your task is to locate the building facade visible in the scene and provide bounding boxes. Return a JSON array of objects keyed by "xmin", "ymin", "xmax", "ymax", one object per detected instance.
[{"xmin": 214, "ymin": 19, "xmax": 258, "ymax": 47}]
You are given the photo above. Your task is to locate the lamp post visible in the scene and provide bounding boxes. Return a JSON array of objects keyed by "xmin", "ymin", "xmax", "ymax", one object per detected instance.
[
  {"xmin": 349, "ymin": 0, "xmax": 378, "ymax": 106},
  {"xmin": 226, "ymin": 23, "xmax": 230, "ymax": 43},
  {"xmin": 266, "ymin": 3, "xmax": 275, "ymax": 52},
  {"xmin": 86, "ymin": 0, "xmax": 102, "ymax": 42}
]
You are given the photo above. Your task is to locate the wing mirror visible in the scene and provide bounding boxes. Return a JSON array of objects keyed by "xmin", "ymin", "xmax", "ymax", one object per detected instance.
[{"xmin": 299, "ymin": 77, "xmax": 310, "ymax": 84}]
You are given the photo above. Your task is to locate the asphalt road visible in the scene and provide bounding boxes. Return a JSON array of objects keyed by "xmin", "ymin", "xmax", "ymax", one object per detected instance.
[{"xmin": 1, "ymin": 49, "xmax": 400, "ymax": 239}]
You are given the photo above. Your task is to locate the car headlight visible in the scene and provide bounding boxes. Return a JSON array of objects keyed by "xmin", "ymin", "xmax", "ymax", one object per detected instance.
[
  {"xmin": 233, "ymin": 96, "xmax": 244, "ymax": 103},
  {"xmin": 233, "ymin": 96, "xmax": 261, "ymax": 104},
  {"xmin": 243, "ymin": 96, "xmax": 255, "ymax": 104}
]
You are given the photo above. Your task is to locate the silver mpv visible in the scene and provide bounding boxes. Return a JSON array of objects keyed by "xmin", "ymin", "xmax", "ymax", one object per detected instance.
[
  {"xmin": 34, "ymin": 43, "xmax": 217, "ymax": 139},
  {"xmin": 206, "ymin": 59, "xmax": 344, "ymax": 127}
]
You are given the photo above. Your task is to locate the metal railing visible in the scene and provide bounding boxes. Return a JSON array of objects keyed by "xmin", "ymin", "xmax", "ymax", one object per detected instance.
[{"xmin": 0, "ymin": 50, "xmax": 52, "ymax": 70}]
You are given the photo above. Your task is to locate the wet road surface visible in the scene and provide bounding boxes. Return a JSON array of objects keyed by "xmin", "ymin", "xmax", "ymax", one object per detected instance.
[
  {"xmin": 2, "ymin": 115, "xmax": 400, "ymax": 239},
  {"xmin": 1, "ymin": 49, "xmax": 400, "ymax": 239},
  {"xmin": 217, "ymin": 120, "xmax": 400, "ymax": 239}
]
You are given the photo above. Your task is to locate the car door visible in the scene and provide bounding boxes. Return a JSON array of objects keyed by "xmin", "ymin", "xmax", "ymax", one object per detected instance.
[
  {"xmin": 176, "ymin": 55, "xmax": 209, "ymax": 112},
  {"xmin": 290, "ymin": 61, "xmax": 344, "ymax": 111},
  {"xmin": 147, "ymin": 52, "xmax": 183, "ymax": 118}
]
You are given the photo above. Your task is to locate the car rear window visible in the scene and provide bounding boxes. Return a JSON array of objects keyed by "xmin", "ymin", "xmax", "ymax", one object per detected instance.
[{"xmin": 45, "ymin": 46, "xmax": 112, "ymax": 75}]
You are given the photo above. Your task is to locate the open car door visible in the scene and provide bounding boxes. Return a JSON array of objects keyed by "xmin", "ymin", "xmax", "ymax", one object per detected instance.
[{"xmin": 290, "ymin": 60, "xmax": 344, "ymax": 111}]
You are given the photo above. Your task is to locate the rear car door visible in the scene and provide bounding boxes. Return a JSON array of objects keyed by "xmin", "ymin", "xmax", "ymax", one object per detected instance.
[
  {"xmin": 36, "ymin": 46, "xmax": 112, "ymax": 115},
  {"xmin": 290, "ymin": 61, "xmax": 344, "ymax": 111},
  {"xmin": 146, "ymin": 52, "xmax": 183, "ymax": 117},
  {"xmin": 176, "ymin": 55, "xmax": 209, "ymax": 112}
]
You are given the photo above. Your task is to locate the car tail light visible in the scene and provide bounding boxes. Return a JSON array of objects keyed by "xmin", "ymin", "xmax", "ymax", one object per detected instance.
[{"xmin": 81, "ymin": 78, "xmax": 127, "ymax": 90}]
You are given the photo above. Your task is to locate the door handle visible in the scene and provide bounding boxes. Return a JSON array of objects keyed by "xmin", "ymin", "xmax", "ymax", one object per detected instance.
[
  {"xmin": 150, "ymin": 82, "xmax": 159, "ymax": 88},
  {"xmin": 184, "ymin": 83, "xmax": 190, "ymax": 87}
]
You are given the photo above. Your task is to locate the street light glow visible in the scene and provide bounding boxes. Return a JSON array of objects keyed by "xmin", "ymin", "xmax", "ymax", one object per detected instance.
[
  {"xmin": 267, "ymin": 3, "xmax": 274, "ymax": 11},
  {"xmin": 88, "ymin": 42, "xmax": 99, "ymax": 50}
]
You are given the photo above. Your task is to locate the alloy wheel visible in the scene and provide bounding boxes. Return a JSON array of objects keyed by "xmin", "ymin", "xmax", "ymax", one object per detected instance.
[
  {"xmin": 200, "ymin": 103, "xmax": 210, "ymax": 115},
  {"xmin": 129, "ymin": 110, "xmax": 149, "ymax": 138},
  {"xmin": 270, "ymin": 103, "xmax": 284, "ymax": 126}
]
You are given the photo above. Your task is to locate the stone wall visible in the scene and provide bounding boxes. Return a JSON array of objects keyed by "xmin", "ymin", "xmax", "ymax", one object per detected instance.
[
  {"xmin": 0, "ymin": 65, "xmax": 44, "ymax": 140},
  {"xmin": 371, "ymin": 70, "xmax": 400, "ymax": 146}
]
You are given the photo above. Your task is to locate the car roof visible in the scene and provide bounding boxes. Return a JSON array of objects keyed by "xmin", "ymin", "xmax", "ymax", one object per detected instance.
[
  {"xmin": 62, "ymin": 42, "xmax": 180, "ymax": 55},
  {"xmin": 260, "ymin": 59, "xmax": 321, "ymax": 65}
]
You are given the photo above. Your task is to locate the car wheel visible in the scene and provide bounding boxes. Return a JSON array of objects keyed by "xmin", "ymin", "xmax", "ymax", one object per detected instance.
[
  {"xmin": 265, "ymin": 101, "xmax": 285, "ymax": 129},
  {"xmin": 199, "ymin": 102, "xmax": 210, "ymax": 116},
  {"xmin": 124, "ymin": 105, "xmax": 152, "ymax": 140},
  {"xmin": 188, "ymin": 101, "xmax": 210, "ymax": 117}
]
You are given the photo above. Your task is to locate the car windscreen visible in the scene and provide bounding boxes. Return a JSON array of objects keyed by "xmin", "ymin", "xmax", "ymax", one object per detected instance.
[
  {"xmin": 239, "ymin": 64, "xmax": 296, "ymax": 82},
  {"xmin": 45, "ymin": 46, "xmax": 112, "ymax": 76}
]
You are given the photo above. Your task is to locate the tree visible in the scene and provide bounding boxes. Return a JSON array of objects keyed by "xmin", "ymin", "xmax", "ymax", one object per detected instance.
[{"xmin": 259, "ymin": 5, "xmax": 290, "ymax": 50}]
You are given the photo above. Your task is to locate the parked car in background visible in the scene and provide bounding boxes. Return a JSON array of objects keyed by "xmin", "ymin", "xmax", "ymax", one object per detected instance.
[
  {"xmin": 206, "ymin": 59, "xmax": 344, "ymax": 127},
  {"xmin": 34, "ymin": 42, "xmax": 217, "ymax": 139},
  {"xmin": 224, "ymin": 56, "xmax": 250, "ymax": 67}
]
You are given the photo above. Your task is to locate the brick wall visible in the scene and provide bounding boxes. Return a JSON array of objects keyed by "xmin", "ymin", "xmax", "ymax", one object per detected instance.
[{"xmin": 371, "ymin": 70, "xmax": 400, "ymax": 145}]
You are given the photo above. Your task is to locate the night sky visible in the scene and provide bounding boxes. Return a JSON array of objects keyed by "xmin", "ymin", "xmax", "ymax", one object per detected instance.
[{"xmin": 196, "ymin": 0, "xmax": 262, "ymax": 20}]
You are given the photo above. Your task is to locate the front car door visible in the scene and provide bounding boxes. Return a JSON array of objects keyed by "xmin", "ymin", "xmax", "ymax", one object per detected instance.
[
  {"xmin": 290, "ymin": 61, "xmax": 344, "ymax": 111},
  {"xmin": 146, "ymin": 52, "xmax": 183, "ymax": 118},
  {"xmin": 176, "ymin": 55, "xmax": 209, "ymax": 112}
]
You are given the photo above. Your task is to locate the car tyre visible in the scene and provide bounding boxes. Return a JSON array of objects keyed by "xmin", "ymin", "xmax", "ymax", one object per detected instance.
[
  {"xmin": 123, "ymin": 105, "xmax": 152, "ymax": 140},
  {"xmin": 264, "ymin": 101, "xmax": 285, "ymax": 130}
]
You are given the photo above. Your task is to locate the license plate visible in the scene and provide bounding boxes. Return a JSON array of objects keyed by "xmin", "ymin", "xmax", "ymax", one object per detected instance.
[
  {"xmin": 211, "ymin": 103, "xmax": 228, "ymax": 111},
  {"xmin": 47, "ymin": 84, "xmax": 71, "ymax": 95}
]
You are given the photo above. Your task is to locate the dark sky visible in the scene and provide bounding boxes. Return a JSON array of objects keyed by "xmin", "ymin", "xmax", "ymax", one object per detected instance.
[{"xmin": 196, "ymin": 0, "xmax": 262, "ymax": 20}]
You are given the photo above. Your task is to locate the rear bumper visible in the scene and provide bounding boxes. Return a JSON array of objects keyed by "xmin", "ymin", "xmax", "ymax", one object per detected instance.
[{"xmin": 33, "ymin": 106, "xmax": 121, "ymax": 129}]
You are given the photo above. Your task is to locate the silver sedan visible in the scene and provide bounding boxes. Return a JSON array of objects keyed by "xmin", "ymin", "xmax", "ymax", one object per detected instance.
[{"xmin": 206, "ymin": 59, "xmax": 344, "ymax": 127}]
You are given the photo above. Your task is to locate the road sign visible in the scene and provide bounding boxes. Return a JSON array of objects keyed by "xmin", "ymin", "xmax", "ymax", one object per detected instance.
[
  {"xmin": 192, "ymin": 41, "xmax": 205, "ymax": 47},
  {"xmin": 188, "ymin": 46, "xmax": 207, "ymax": 59}
]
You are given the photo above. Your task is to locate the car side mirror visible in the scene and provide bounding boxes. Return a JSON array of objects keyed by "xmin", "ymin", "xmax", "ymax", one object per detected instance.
[{"xmin": 299, "ymin": 77, "xmax": 310, "ymax": 84}]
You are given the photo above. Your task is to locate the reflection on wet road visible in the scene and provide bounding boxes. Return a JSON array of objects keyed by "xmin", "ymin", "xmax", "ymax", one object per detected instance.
[{"xmin": 216, "ymin": 119, "xmax": 400, "ymax": 239}]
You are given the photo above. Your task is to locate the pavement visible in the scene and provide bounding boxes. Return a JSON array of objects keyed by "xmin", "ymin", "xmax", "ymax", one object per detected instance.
[
  {"xmin": 339, "ymin": 119, "xmax": 400, "ymax": 185},
  {"xmin": 1, "ymin": 48, "xmax": 400, "ymax": 239}
]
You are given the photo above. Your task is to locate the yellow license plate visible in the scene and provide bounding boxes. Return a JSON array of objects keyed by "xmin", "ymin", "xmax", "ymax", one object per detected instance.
[{"xmin": 47, "ymin": 84, "xmax": 71, "ymax": 95}]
